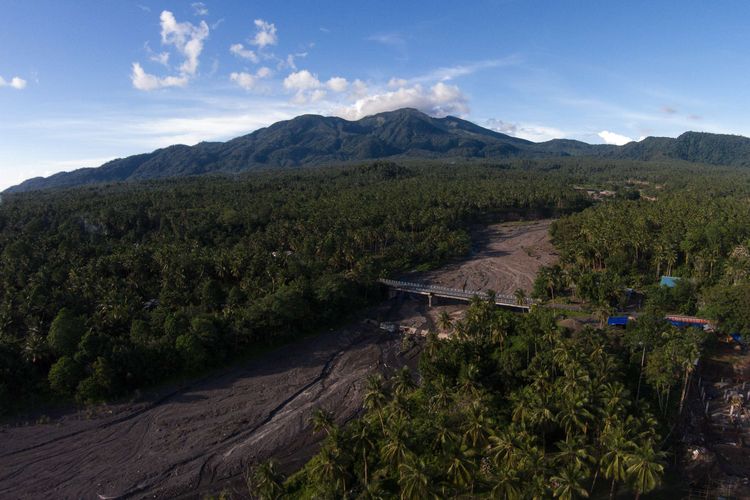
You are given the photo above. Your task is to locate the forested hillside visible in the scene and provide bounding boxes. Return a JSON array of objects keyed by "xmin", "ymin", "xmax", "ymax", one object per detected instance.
[
  {"xmin": 8, "ymin": 108, "xmax": 750, "ymax": 193},
  {"xmin": 0, "ymin": 160, "xmax": 593, "ymax": 412}
]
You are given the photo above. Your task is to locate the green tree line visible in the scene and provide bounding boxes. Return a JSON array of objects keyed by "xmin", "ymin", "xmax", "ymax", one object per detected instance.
[
  {"xmin": 0, "ymin": 161, "xmax": 591, "ymax": 412},
  {"xmin": 263, "ymin": 297, "xmax": 704, "ymax": 499}
]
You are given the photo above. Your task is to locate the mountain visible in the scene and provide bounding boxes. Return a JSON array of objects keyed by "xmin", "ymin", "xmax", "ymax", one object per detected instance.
[
  {"xmin": 7, "ymin": 108, "xmax": 750, "ymax": 193},
  {"xmin": 608, "ymin": 132, "xmax": 750, "ymax": 166}
]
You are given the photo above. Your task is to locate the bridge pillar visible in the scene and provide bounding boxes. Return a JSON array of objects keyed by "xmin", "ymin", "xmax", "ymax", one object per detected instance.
[{"xmin": 428, "ymin": 293, "xmax": 435, "ymax": 308}]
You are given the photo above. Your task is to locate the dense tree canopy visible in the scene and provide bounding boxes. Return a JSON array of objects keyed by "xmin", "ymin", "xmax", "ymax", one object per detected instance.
[
  {"xmin": 0, "ymin": 160, "xmax": 595, "ymax": 411},
  {"xmin": 277, "ymin": 298, "xmax": 692, "ymax": 499}
]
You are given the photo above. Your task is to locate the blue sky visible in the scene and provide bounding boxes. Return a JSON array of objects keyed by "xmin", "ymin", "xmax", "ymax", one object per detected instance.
[{"xmin": 2, "ymin": 0, "xmax": 750, "ymax": 189}]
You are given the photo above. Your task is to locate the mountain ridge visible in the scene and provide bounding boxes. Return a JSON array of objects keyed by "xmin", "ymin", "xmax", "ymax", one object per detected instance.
[{"xmin": 7, "ymin": 108, "xmax": 750, "ymax": 193}]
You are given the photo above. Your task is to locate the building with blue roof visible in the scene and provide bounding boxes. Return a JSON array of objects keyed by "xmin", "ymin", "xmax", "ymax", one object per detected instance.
[{"xmin": 659, "ymin": 276, "xmax": 681, "ymax": 288}]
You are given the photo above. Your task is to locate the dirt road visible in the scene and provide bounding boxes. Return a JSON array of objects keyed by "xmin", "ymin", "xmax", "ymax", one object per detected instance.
[{"xmin": 411, "ymin": 219, "xmax": 557, "ymax": 295}]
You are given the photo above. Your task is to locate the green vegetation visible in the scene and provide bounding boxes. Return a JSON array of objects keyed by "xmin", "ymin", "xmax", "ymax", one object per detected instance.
[
  {"xmin": 262, "ymin": 157, "xmax": 750, "ymax": 499},
  {"xmin": 0, "ymin": 161, "xmax": 591, "ymax": 412},
  {"xmin": 9, "ymin": 108, "xmax": 750, "ymax": 194},
  {"xmin": 538, "ymin": 176, "xmax": 750, "ymax": 332},
  {"xmin": 272, "ymin": 298, "xmax": 703, "ymax": 499},
  {"xmin": 4, "ymin": 149, "xmax": 750, "ymax": 497}
]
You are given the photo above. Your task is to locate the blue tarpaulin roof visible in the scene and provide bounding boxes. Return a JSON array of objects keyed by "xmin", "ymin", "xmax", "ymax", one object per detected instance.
[
  {"xmin": 608, "ymin": 316, "xmax": 629, "ymax": 326},
  {"xmin": 660, "ymin": 276, "xmax": 681, "ymax": 288}
]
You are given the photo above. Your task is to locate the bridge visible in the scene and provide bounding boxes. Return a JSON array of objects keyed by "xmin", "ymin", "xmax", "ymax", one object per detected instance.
[{"xmin": 378, "ymin": 278, "xmax": 535, "ymax": 310}]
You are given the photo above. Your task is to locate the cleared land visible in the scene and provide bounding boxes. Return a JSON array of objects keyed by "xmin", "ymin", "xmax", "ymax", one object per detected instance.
[
  {"xmin": 0, "ymin": 219, "xmax": 557, "ymax": 499},
  {"xmin": 680, "ymin": 343, "xmax": 750, "ymax": 498},
  {"xmin": 0, "ymin": 321, "xmax": 418, "ymax": 499},
  {"xmin": 411, "ymin": 219, "xmax": 558, "ymax": 295}
]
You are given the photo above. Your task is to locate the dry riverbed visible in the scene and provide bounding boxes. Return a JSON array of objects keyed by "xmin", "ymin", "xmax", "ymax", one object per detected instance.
[{"xmin": 0, "ymin": 219, "xmax": 558, "ymax": 499}]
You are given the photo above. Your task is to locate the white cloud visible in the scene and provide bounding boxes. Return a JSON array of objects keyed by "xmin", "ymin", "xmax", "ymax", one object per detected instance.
[
  {"xmin": 367, "ymin": 33, "xmax": 405, "ymax": 46},
  {"xmin": 309, "ymin": 89, "xmax": 327, "ymax": 102},
  {"xmin": 130, "ymin": 108, "xmax": 295, "ymax": 146},
  {"xmin": 284, "ymin": 70, "xmax": 326, "ymax": 104},
  {"xmin": 230, "ymin": 72, "xmax": 256, "ymax": 90},
  {"xmin": 278, "ymin": 52, "xmax": 307, "ymax": 71},
  {"xmin": 598, "ymin": 130, "xmax": 633, "ymax": 146},
  {"xmin": 230, "ymin": 67, "xmax": 272, "ymax": 90},
  {"xmin": 387, "ymin": 77, "xmax": 407, "ymax": 89},
  {"xmin": 131, "ymin": 63, "xmax": 189, "ymax": 90},
  {"xmin": 0, "ymin": 75, "xmax": 27, "ymax": 90},
  {"xmin": 256, "ymin": 66, "xmax": 272, "ymax": 78},
  {"xmin": 336, "ymin": 82, "xmax": 468, "ymax": 120},
  {"xmin": 11, "ymin": 77, "xmax": 26, "ymax": 89},
  {"xmin": 251, "ymin": 19, "xmax": 277, "ymax": 48},
  {"xmin": 417, "ymin": 58, "xmax": 518, "ymax": 83},
  {"xmin": 150, "ymin": 51, "xmax": 170, "ymax": 67},
  {"xmin": 160, "ymin": 10, "xmax": 209, "ymax": 76},
  {"xmin": 191, "ymin": 2, "xmax": 208, "ymax": 16},
  {"xmin": 132, "ymin": 10, "xmax": 209, "ymax": 91},
  {"xmin": 283, "ymin": 70, "xmax": 321, "ymax": 91},
  {"xmin": 515, "ymin": 126, "xmax": 565, "ymax": 142},
  {"xmin": 326, "ymin": 77, "xmax": 348, "ymax": 92},
  {"xmin": 485, "ymin": 119, "xmax": 565, "ymax": 142},
  {"xmin": 485, "ymin": 119, "xmax": 518, "ymax": 135},
  {"xmin": 284, "ymin": 54, "xmax": 297, "ymax": 70},
  {"xmin": 229, "ymin": 43, "xmax": 258, "ymax": 63},
  {"xmin": 351, "ymin": 79, "xmax": 368, "ymax": 98}
]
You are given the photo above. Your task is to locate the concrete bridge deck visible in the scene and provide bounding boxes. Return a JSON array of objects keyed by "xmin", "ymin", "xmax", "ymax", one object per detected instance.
[{"xmin": 378, "ymin": 278, "xmax": 535, "ymax": 310}]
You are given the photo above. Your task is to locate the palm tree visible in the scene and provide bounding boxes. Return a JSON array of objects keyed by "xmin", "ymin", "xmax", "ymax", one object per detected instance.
[
  {"xmin": 593, "ymin": 303, "xmax": 613, "ymax": 328},
  {"xmin": 311, "ymin": 407, "xmax": 334, "ymax": 437},
  {"xmin": 352, "ymin": 421, "xmax": 374, "ymax": 486},
  {"xmin": 677, "ymin": 334, "xmax": 701, "ymax": 415},
  {"xmin": 557, "ymin": 394, "xmax": 594, "ymax": 438},
  {"xmin": 22, "ymin": 331, "xmax": 49, "ymax": 364},
  {"xmin": 514, "ymin": 288, "xmax": 527, "ymax": 307},
  {"xmin": 381, "ymin": 426, "xmax": 410, "ymax": 469},
  {"xmin": 312, "ymin": 444, "xmax": 350, "ymax": 497},
  {"xmin": 363, "ymin": 374, "xmax": 388, "ymax": 433},
  {"xmin": 545, "ymin": 270, "xmax": 556, "ymax": 301},
  {"xmin": 491, "ymin": 469, "xmax": 522, "ymax": 500},
  {"xmin": 446, "ymin": 448, "xmax": 476, "ymax": 493},
  {"xmin": 489, "ymin": 429, "xmax": 518, "ymax": 469},
  {"xmin": 600, "ymin": 425, "xmax": 634, "ymax": 499},
  {"xmin": 437, "ymin": 310, "xmax": 453, "ymax": 332},
  {"xmin": 462, "ymin": 400, "xmax": 493, "ymax": 449},
  {"xmin": 247, "ymin": 460, "xmax": 284, "ymax": 500},
  {"xmin": 429, "ymin": 375, "xmax": 453, "ymax": 412},
  {"xmin": 551, "ymin": 464, "xmax": 590, "ymax": 500},
  {"xmin": 393, "ymin": 367, "xmax": 415, "ymax": 397},
  {"xmin": 626, "ymin": 442, "xmax": 665, "ymax": 499},
  {"xmin": 398, "ymin": 457, "xmax": 432, "ymax": 499},
  {"xmin": 424, "ymin": 330, "xmax": 440, "ymax": 359},
  {"xmin": 554, "ymin": 435, "xmax": 593, "ymax": 472},
  {"xmin": 433, "ymin": 420, "xmax": 459, "ymax": 452},
  {"xmin": 665, "ymin": 249, "xmax": 677, "ymax": 276}
]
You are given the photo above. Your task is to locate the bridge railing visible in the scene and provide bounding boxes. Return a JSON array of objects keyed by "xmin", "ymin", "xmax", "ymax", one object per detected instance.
[{"xmin": 378, "ymin": 278, "xmax": 535, "ymax": 306}]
